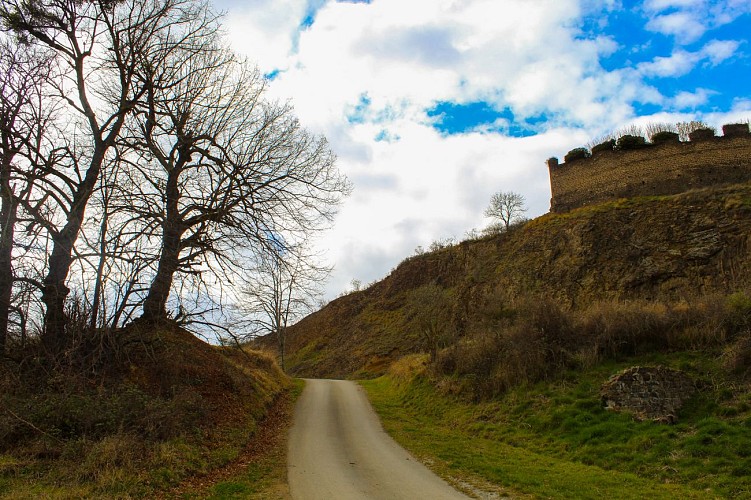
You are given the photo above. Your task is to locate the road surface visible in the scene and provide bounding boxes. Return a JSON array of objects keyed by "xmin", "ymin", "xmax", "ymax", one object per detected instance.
[{"xmin": 288, "ymin": 378, "xmax": 469, "ymax": 500}]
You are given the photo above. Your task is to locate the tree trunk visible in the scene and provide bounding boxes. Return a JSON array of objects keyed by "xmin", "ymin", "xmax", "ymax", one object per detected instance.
[
  {"xmin": 142, "ymin": 169, "xmax": 183, "ymax": 321},
  {"xmin": 141, "ymin": 225, "xmax": 182, "ymax": 320},
  {"xmin": 0, "ymin": 160, "xmax": 16, "ymax": 352},
  {"xmin": 41, "ymin": 148, "xmax": 104, "ymax": 352},
  {"xmin": 90, "ymin": 207, "xmax": 108, "ymax": 329}
]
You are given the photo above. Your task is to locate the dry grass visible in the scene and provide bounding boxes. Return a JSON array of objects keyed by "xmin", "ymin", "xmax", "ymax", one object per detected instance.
[{"xmin": 433, "ymin": 292, "xmax": 751, "ymax": 400}]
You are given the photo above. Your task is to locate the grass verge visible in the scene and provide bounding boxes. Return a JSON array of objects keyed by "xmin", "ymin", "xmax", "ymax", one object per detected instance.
[
  {"xmin": 176, "ymin": 379, "xmax": 303, "ymax": 499},
  {"xmin": 361, "ymin": 354, "xmax": 751, "ymax": 499}
]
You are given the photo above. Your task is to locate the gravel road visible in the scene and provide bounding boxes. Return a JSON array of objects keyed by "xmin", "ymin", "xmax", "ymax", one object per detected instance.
[{"xmin": 288, "ymin": 378, "xmax": 469, "ymax": 500}]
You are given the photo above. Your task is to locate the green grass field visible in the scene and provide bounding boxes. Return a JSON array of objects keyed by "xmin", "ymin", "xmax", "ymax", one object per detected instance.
[{"xmin": 361, "ymin": 353, "xmax": 751, "ymax": 499}]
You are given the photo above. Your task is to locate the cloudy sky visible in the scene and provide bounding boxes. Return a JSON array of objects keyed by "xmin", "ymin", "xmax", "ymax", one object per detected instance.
[{"xmin": 211, "ymin": 0, "xmax": 751, "ymax": 299}]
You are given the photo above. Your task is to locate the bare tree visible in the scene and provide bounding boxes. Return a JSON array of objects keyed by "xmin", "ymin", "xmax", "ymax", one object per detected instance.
[
  {"xmin": 676, "ymin": 120, "xmax": 712, "ymax": 141},
  {"xmin": 1, "ymin": 0, "xmax": 210, "ymax": 352},
  {"xmin": 0, "ymin": 37, "xmax": 53, "ymax": 352},
  {"xmin": 240, "ymin": 242, "xmax": 330, "ymax": 371},
  {"xmin": 0, "ymin": 0, "xmax": 349, "ymax": 354},
  {"xmin": 484, "ymin": 191, "xmax": 526, "ymax": 231},
  {"xmin": 125, "ymin": 24, "xmax": 349, "ymax": 323}
]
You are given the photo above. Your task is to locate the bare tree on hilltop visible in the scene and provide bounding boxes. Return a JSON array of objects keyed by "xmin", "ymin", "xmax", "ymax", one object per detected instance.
[{"xmin": 484, "ymin": 191, "xmax": 527, "ymax": 231}]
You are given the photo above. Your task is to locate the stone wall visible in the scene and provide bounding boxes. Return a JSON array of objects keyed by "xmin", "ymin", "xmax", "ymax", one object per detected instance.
[
  {"xmin": 601, "ymin": 366, "xmax": 697, "ymax": 423},
  {"xmin": 548, "ymin": 126, "xmax": 751, "ymax": 213}
]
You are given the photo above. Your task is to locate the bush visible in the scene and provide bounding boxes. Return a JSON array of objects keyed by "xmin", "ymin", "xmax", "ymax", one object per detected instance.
[
  {"xmin": 724, "ymin": 292, "xmax": 751, "ymax": 337},
  {"xmin": 616, "ymin": 134, "xmax": 647, "ymax": 150},
  {"xmin": 434, "ymin": 297, "xmax": 576, "ymax": 399},
  {"xmin": 644, "ymin": 122, "xmax": 677, "ymax": 138},
  {"xmin": 591, "ymin": 139, "xmax": 615, "ymax": 154},
  {"xmin": 650, "ymin": 131, "xmax": 680, "ymax": 144},
  {"xmin": 688, "ymin": 128, "xmax": 715, "ymax": 141},
  {"xmin": 432, "ymin": 293, "xmax": 751, "ymax": 399},
  {"xmin": 722, "ymin": 334, "xmax": 751, "ymax": 377},
  {"xmin": 576, "ymin": 301, "xmax": 673, "ymax": 361},
  {"xmin": 676, "ymin": 120, "xmax": 711, "ymax": 141},
  {"xmin": 564, "ymin": 147, "xmax": 591, "ymax": 163},
  {"xmin": 722, "ymin": 123, "xmax": 750, "ymax": 138}
]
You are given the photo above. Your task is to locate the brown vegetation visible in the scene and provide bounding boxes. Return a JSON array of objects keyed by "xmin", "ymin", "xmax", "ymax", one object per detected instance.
[
  {"xmin": 271, "ymin": 184, "xmax": 751, "ymax": 390},
  {"xmin": 0, "ymin": 322, "xmax": 289, "ymax": 496}
]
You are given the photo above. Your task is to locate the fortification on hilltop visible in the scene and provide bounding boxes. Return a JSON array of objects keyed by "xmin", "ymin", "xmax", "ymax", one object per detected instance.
[{"xmin": 547, "ymin": 123, "xmax": 751, "ymax": 213}]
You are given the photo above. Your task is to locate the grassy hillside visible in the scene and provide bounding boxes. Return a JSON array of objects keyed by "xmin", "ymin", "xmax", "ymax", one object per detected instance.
[
  {"xmin": 362, "ymin": 354, "xmax": 751, "ymax": 498},
  {"xmin": 0, "ymin": 322, "xmax": 290, "ymax": 498},
  {"xmin": 276, "ymin": 184, "xmax": 751, "ymax": 380}
]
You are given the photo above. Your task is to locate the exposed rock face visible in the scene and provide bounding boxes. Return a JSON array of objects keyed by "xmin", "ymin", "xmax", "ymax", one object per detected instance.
[{"xmin": 601, "ymin": 366, "xmax": 697, "ymax": 423}]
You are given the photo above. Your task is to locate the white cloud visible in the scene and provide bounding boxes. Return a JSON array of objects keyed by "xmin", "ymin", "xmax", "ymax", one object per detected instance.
[
  {"xmin": 637, "ymin": 39, "xmax": 740, "ymax": 77},
  {"xmin": 701, "ymin": 39, "xmax": 740, "ymax": 64},
  {"xmin": 219, "ymin": 0, "xmax": 308, "ymax": 72},
  {"xmin": 643, "ymin": 0, "xmax": 751, "ymax": 44},
  {"xmin": 644, "ymin": 0, "xmax": 704, "ymax": 10},
  {"xmin": 646, "ymin": 11, "xmax": 706, "ymax": 43},
  {"xmin": 673, "ymin": 88, "xmax": 713, "ymax": 109},
  {"xmin": 638, "ymin": 50, "xmax": 698, "ymax": 77}
]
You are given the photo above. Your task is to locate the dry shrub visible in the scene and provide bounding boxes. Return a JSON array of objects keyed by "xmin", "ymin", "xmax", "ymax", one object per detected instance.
[
  {"xmin": 722, "ymin": 334, "xmax": 751, "ymax": 377},
  {"xmin": 388, "ymin": 353, "xmax": 429, "ymax": 382},
  {"xmin": 724, "ymin": 292, "xmax": 751, "ymax": 337},
  {"xmin": 434, "ymin": 298, "xmax": 576, "ymax": 399},
  {"xmin": 670, "ymin": 295, "xmax": 728, "ymax": 348},
  {"xmin": 576, "ymin": 301, "xmax": 673, "ymax": 360},
  {"xmin": 433, "ymin": 293, "xmax": 751, "ymax": 399}
]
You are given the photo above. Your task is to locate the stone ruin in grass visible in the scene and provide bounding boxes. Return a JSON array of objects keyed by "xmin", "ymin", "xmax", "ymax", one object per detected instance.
[{"xmin": 600, "ymin": 366, "xmax": 697, "ymax": 424}]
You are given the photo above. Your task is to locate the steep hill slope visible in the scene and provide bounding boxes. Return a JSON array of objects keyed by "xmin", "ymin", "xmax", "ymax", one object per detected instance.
[{"xmin": 278, "ymin": 184, "xmax": 751, "ymax": 378}]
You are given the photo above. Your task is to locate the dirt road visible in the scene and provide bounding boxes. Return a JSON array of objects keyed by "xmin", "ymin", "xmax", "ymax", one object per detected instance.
[{"xmin": 288, "ymin": 379, "xmax": 469, "ymax": 500}]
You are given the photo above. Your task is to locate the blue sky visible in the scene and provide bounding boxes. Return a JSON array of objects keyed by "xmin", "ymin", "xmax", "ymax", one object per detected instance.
[{"xmin": 215, "ymin": 0, "xmax": 751, "ymax": 298}]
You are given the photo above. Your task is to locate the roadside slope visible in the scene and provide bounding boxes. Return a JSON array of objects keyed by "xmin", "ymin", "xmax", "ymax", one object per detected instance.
[{"xmin": 1, "ymin": 322, "xmax": 290, "ymax": 498}]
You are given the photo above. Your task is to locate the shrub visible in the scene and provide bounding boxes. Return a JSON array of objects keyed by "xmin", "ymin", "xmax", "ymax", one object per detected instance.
[
  {"xmin": 688, "ymin": 128, "xmax": 715, "ymax": 141},
  {"xmin": 724, "ymin": 292, "xmax": 751, "ymax": 337},
  {"xmin": 650, "ymin": 131, "xmax": 680, "ymax": 144},
  {"xmin": 644, "ymin": 122, "xmax": 677, "ymax": 138},
  {"xmin": 722, "ymin": 123, "xmax": 750, "ymax": 138},
  {"xmin": 676, "ymin": 120, "xmax": 711, "ymax": 141},
  {"xmin": 576, "ymin": 301, "xmax": 673, "ymax": 360},
  {"xmin": 722, "ymin": 334, "xmax": 751, "ymax": 377},
  {"xmin": 591, "ymin": 139, "xmax": 616, "ymax": 154},
  {"xmin": 564, "ymin": 147, "xmax": 591, "ymax": 163},
  {"xmin": 616, "ymin": 134, "xmax": 647, "ymax": 150}
]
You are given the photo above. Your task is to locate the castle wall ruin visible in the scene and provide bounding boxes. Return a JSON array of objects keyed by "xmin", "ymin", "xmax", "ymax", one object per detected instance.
[{"xmin": 547, "ymin": 126, "xmax": 751, "ymax": 213}]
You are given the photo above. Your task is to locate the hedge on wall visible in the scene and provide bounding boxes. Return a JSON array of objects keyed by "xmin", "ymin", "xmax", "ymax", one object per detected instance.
[
  {"xmin": 564, "ymin": 147, "xmax": 591, "ymax": 163},
  {"xmin": 688, "ymin": 128, "xmax": 715, "ymax": 141},
  {"xmin": 616, "ymin": 134, "xmax": 647, "ymax": 150},
  {"xmin": 650, "ymin": 131, "xmax": 680, "ymax": 144},
  {"xmin": 591, "ymin": 139, "xmax": 616, "ymax": 154}
]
